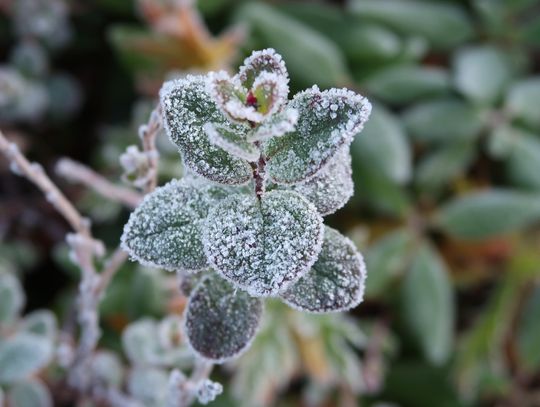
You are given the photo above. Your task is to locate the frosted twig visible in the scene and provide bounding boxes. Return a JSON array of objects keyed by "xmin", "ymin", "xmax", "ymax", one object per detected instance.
[
  {"xmin": 167, "ymin": 359, "xmax": 215, "ymax": 407},
  {"xmin": 56, "ymin": 158, "xmax": 142, "ymax": 209},
  {"xmin": 139, "ymin": 105, "xmax": 161, "ymax": 193},
  {"xmin": 0, "ymin": 130, "xmax": 92, "ymax": 237}
]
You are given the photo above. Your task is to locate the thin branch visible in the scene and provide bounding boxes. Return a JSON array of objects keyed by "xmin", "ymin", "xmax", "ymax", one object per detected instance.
[
  {"xmin": 56, "ymin": 158, "xmax": 142, "ymax": 209},
  {"xmin": 139, "ymin": 106, "xmax": 161, "ymax": 193},
  {"xmin": 0, "ymin": 130, "xmax": 91, "ymax": 237}
]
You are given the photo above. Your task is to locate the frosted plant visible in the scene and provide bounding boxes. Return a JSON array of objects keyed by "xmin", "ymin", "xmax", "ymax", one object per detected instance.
[{"xmin": 122, "ymin": 48, "xmax": 372, "ymax": 363}]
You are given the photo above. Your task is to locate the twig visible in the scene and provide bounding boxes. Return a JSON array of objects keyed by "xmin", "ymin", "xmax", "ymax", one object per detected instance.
[
  {"xmin": 56, "ymin": 158, "xmax": 142, "ymax": 209},
  {"xmin": 139, "ymin": 106, "xmax": 161, "ymax": 193},
  {"xmin": 167, "ymin": 359, "xmax": 215, "ymax": 407},
  {"xmin": 0, "ymin": 130, "xmax": 91, "ymax": 237}
]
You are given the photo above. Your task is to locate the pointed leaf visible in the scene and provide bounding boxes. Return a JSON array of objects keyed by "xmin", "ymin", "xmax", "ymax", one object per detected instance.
[
  {"xmin": 205, "ymin": 122, "xmax": 259, "ymax": 161},
  {"xmin": 289, "ymin": 148, "xmax": 354, "ymax": 216},
  {"xmin": 185, "ymin": 275, "xmax": 263, "ymax": 362},
  {"xmin": 265, "ymin": 86, "xmax": 371, "ymax": 184},
  {"xmin": 122, "ymin": 178, "xmax": 228, "ymax": 272},
  {"xmin": 0, "ymin": 272, "xmax": 24, "ymax": 327},
  {"xmin": 237, "ymin": 48, "xmax": 289, "ymax": 91},
  {"xmin": 248, "ymin": 108, "xmax": 298, "ymax": 142},
  {"xmin": 160, "ymin": 75, "xmax": 251, "ymax": 184},
  {"xmin": 281, "ymin": 226, "xmax": 366, "ymax": 313},
  {"xmin": 8, "ymin": 379, "xmax": 52, "ymax": 407},
  {"xmin": 401, "ymin": 244, "xmax": 454, "ymax": 365},
  {"xmin": 435, "ymin": 190, "xmax": 540, "ymax": 240},
  {"xmin": 203, "ymin": 190, "xmax": 324, "ymax": 296},
  {"xmin": 0, "ymin": 333, "xmax": 53, "ymax": 384}
]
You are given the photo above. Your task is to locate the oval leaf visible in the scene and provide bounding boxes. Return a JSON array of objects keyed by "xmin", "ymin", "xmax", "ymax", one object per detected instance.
[
  {"xmin": 203, "ymin": 190, "xmax": 324, "ymax": 296},
  {"xmin": 506, "ymin": 77, "xmax": 540, "ymax": 130},
  {"xmin": 237, "ymin": 48, "xmax": 289, "ymax": 91},
  {"xmin": 8, "ymin": 379, "xmax": 52, "ymax": 407},
  {"xmin": 436, "ymin": 190, "xmax": 540, "ymax": 240},
  {"xmin": 0, "ymin": 333, "xmax": 53, "ymax": 384},
  {"xmin": 0, "ymin": 272, "xmax": 24, "ymax": 327},
  {"xmin": 160, "ymin": 75, "xmax": 251, "ymax": 184},
  {"xmin": 281, "ymin": 226, "xmax": 366, "ymax": 313},
  {"xmin": 265, "ymin": 86, "xmax": 371, "ymax": 184},
  {"xmin": 401, "ymin": 244, "xmax": 454, "ymax": 365},
  {"xmin": 185, "ymin": 275, "xmax": 263, "ymax": 362},
  {"xmin": 289, "ymin": 147, "xmax": 354, "ymax": 216},
  {"xmin": 121, "ymin": 178, "xmax": 228, "ymax": 272}
]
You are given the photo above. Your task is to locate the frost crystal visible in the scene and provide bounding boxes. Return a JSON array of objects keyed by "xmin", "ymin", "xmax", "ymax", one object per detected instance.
[
  {"xmin": 196, "ymin": 379, "xmax": 223, "ymax": 405},
  {"xmin": 265, "ymin": 86, "xmax": 372, "ymax": 184},
  {"xmin": 160, "ymin": 76, "xmax": 251, "ymax": 185},
  {"xmin": 281, "ymin": 227, "xmax": 366, "ymax": 313},
  {"xmin": 184, "ymin": 275, "xmax": 263, "ymax": 362},
  {"xmin": 237, "ymin": 48, "xmax": 289, "ymax": 90},
  {"xmin": 248, "ymin": 108, "xmax": 299, "ymax": 142},
  {"xmin": 290, "ymin": 147, "xmax": 354, "ymax": 216},
  {"xmin": 121, "ymin": 178, "xmax": 229, "ymax": 272},
  {"xmin": 202, "ymin": 190, "xmax": 324, "ymax": 296},
  {"xmin": 204, "ymin": 122, "xmax": 259, "ymax": 162}
]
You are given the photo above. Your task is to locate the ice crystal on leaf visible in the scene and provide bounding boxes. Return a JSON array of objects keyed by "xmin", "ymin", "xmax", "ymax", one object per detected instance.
[
  {"xmin": 121, "ymin": 178, "xmax": 228, "ymax": 272},
  {"xmin": 265, "ymin": 86, "xmax": 371, "ymax": 184},
  {"xmin": 202, "ymin": 190, "xmax": 323, "ymax": 297},
  {"xmin": 160, "ymin": 76, "xmax": 252, "ymax": 185},
  {"xmin": 281, "ymin": 227, "xmax": 366, "ymax": 313},
  {"xmin": 184, "ymin": 275, "xmax": 263, "ymax": 362},
  {"xmin": 289, "ymin": 147, "xmax": 354, "ymax": 216},
  {"xmin": 124, "ymin": 48, "xmax": 372, "ymax": 365}
]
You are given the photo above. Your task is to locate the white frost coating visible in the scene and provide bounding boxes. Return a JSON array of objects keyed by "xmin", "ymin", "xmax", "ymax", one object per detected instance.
[
  {"xmin": 202, "ymin": 190, "xmax": 324, "ymax": 297},
  {"xmin": 237, "ymin": 48, "xmax": 289, "ymax": 89},
  {"xmin": 281, "ymin": 226, "xmax": 366, "ymax": 314},
  {"xmin": 251, "ymin": 71, "xmax": 289, "ymax": 116},
  {"xmin": 265, "ymin": 85, "xmax": 372, "ymax": 185},
  {"xmin": 248, "ymin": 108, "xmax": 299, "ymax": 142},
  {"xmin": 159, "ymin": 76, "xmax": 251, "ymax": 185},
  {"xmin": 290, "ymin": 147, "xmax": 354, "ymax": 216},
  {"xmin": 121, "ymin": 178, "xmax": 229, "ymax": 272},
  {"xmin": 196, "ymin": 379, "xmax": 223, "ymax": 404},
  {"xmin": 184, "ymin": 275, "xmax": 263, "ymax": 363},
  {"xmin": 204, "ymin": 122, "xmax": 260, "ymax": 162}
]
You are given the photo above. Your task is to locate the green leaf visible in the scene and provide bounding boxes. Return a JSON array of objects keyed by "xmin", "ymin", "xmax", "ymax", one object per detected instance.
[
  {"xmin": 289, "ymin": 148, "xmax": 354, "ymax": 216},
  {"xmin": 490, "ymin": 125, "xmax": 540, "ymax": 190},
  {"xmin": 281, "ymin": 226, "xmax": 366, "ymax": 313},
  {"xmin": 403, "ymin": 98, "xmax": 486, "ymax": 144},
  {"xmin": 203, "ymin": 190, "xmax": 323, "ymax": 296},
  {"xmin": 365, "ymin": 229, "xmax": 414, "ymax": 298},
  {"xmin": 90, "ymin": 351, "xmax": 124, "ymax": 388},
  {"xmin": 348, "ymin": 0, "xmax": 474, "ymax": 48},
  {"xmin": 435, "ymin": 190, "xmax": 540, "ymax": 239},
  {"xmin": 237, "ymin": 48, "xmax": 289, "ymax": 91},
  {"xmin": 128, "ymin": 367, "xmax": 168, "ymax": 406},
  {"xmin": 506, "ymin": 77, "xmax": 540, "ymax": 130},
  {"xmin": 265, "ymin": 86, "xmax": 371, "ymax": 184},
  {"xmin": 185, "ymin": 275, "xmax": 263, "ymax": 362},
  {"xmin": 401, "ymin": 244, "xmax": 454, "ymax": 365},
  {"xmin": 20, "ymin": 311, "xmax": 57, "ymax": 342},
  {"xmin": 351, "ymin": 104, "xmax": 411, "ymax": 184},
  {"xmin": 415, "ymin": 142, "xmax": 474, "ymax": 192},
  {"xmin": 0, "ymin": 272, "xmax": 24, "ymax": 327},
  {"xmin": 453, "ymin": 45, "xmax": 514, "ymax": 105},
  {"xmin": 122, "ymin": 319, "xmax": 161, "ymax": 366},
  {"xmin": 364, "ymin": 65, "xmax": 451, "ymax": 105},
  {"xmin": 205, "ymin": 122, "xmax": 259, "ymax": 162},
  {"xmin": 248, "ymin": 108, "xmax": 298, "ymax": 142},
  {"xmin": 0, "ymin": 333, "xmax": 53, "ymax": 384},
  {"xmin": 160, "ymin": 75, "xmax": 251, "ymax": 184},
  {"xmin": 517, "ymin": 285, "xmax": 540, "ymax": 372},
  {"xmin": 121, "ymin": 178, "xmax": 228, "ymax": 272},
  {"xmin": 236, "ymin": 3, "xmax": 350, "ymax": 89},
  {"xmin": 8, "ymin": 379, "xmax": 52, "ymax": 407}
]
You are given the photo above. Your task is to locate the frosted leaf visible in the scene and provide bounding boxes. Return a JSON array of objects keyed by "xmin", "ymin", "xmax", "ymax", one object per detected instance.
[
  {"xmin": 203, "ymin": 190, "xmax": 324, "ymax": 296},
  {"xmin": 0, "ymin": 272, "xmax": 25, "ymax": 326},
  {"xmin": 21, "ymin": 310, "xmax": 57, "ymax": 342},
  {"xmin": 196, "ymin": 379, "xmax": 223, "ymax": 404},
  {"xmin": 205, "ymin": 122, "xmax": 260, "ymax": 162},
  {"xmin": 121, "ymin": 178, "xmax": 228, "ymax": 272},
  {"xmin": 128, "ymin": 367, "xmax": 168, "ymax": 406},
  {"xmin": 184, "ymin": 275, "xmax": 263, "ymax": 362},
  {"xmin": 289, "ymin": 148, "xmax": 354, "ymax": 216},
  {"xmin": 90, "ymin": 351, "xmax": 124, "ymax": 388},
  {"xmin": 0, "ymin": 333, "xmax": 53, "ymax": 384},
  {"xmin": 160, "ymin": 75, "xmax": 251, "ymax": 185},
  {"xmin": 8, "ymin": 378, "xmax": 53, "ymax": 407},
  {"xmin": 251, "ymin": 71, "xmax": 289, "ymax": 117},
  {"xmin": 281, "ymin": 227, "xmax": 366, "ymax": 313},
  {"xmin": 265, "ymin": 86, "xmax": 371, "ymax": 184},
  {"xmin": 207, "ymin": 70, "xmax": 251, "ymax": 123},
  {"xmin": 248, "ymin": 108, "xmax": 299, "ymax": 142},
  {"xmin": 237, "ymin": 48, "xmax": 289, "ymax": 91}
]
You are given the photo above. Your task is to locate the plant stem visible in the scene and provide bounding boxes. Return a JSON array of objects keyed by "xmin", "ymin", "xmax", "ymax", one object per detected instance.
[{"xmin": 252, "ymin": 141, "xmax": 266, "ymax": 200}]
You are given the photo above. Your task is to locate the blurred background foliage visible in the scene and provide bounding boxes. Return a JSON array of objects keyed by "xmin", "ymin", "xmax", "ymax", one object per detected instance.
[{"xmin": 1, "ymin": 0, "xmax": 540, "ymax": 406}]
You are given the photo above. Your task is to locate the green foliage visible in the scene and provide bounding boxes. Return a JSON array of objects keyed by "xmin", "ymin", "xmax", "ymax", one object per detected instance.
[{"xmin": 7, "ymin": 379, "xmax": 52, "ymax": 407}]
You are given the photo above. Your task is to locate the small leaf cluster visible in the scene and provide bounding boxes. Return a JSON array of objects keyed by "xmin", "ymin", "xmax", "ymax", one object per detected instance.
[
  {"xmin": 122, "ymin": 48, "xmax": 371, "ymax": 362},
  {"xmin": 0, "ymin": 272, "xmax": 57, "ymax": 407}
]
